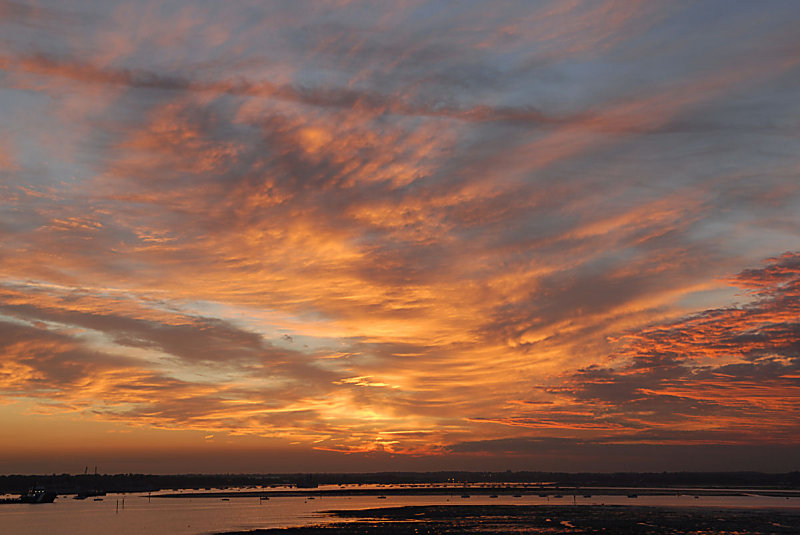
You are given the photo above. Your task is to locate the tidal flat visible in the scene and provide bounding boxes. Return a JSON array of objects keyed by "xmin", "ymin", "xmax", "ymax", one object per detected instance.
[{"xmin": 219, "ymin": 504, "xmax": 800, "ymax": 534}]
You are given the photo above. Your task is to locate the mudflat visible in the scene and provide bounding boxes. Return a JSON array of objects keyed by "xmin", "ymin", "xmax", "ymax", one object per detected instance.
[{"xmin": 219, "ymin": 504, "xmax": 800, "ymax": 534}]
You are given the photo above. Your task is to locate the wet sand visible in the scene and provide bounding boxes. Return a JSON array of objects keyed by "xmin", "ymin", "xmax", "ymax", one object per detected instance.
[{"xmin": 218, "ymin": 504, "xmax": 800, "ymax": 534}]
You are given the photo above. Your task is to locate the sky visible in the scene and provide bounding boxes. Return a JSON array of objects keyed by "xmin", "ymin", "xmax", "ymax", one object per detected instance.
[{"xmin": 0, "ymin": 0, "xmax": 799, "ymax": 474}]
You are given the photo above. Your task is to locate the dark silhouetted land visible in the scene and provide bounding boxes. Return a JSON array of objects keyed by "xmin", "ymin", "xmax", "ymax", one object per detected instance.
[{"xmin": 1, "ymin": 471, "xmax": 798, "ymax": 496}]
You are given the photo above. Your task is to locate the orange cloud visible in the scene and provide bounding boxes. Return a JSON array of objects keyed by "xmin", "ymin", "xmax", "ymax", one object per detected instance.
[{"xmin": 519, "ymin": 253, "xmax": 800, "ymax": 444}]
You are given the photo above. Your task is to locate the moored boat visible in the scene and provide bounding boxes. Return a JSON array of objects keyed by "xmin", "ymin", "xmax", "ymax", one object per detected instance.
[
  {"xmin": 1, "ymin": 487, "xmax": 57, "ymax": 504},
  {"xmin": 21, "ymin": 487, "xmax": 57, "ymax": 503}
]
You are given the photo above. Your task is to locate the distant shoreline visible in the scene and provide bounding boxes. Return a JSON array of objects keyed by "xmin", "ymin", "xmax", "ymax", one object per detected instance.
[
  {"xmin": 2, "ymin": 470, "xmax": 798, "ymax": 497},
  {"xmin": 154, "ymin": 485, "xmax": 800, "ymax": 499}
]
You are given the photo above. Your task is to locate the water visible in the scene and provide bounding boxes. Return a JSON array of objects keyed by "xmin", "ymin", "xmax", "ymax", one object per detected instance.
[{"xmin": 1, "ymin": 488, "xmax": 798, "ymax": 535}]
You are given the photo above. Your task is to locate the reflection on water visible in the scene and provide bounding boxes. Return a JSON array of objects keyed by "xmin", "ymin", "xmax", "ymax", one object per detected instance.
[{"xmin": 0, "ymin": 487, "xmax": 798, "ymax": 535}]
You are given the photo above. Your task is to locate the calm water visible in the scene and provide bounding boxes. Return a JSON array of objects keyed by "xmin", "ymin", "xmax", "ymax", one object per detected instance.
[{"xmin": 1, "ymin": 487, "xmax": 799, "ymax": 535}]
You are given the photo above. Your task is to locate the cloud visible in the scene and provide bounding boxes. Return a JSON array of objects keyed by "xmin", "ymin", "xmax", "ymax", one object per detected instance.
[
  {"xmin": 499, "ymin": 253, "xmax": 800, "ymax": 444},
  {"xmin": 1, "ymin": 1, "xmax": 800, "ymax": 468},
  {"xmin": 0, "ymin": 281, "xmax": 354, "ymax": 439},
  {"xmin": 0, "ymin": 317, "xmax": 185, "ymax": 405},
  {"xmin": 446, "ymin": 436, "xmax": 799, "ymax": 472},
  {"xmin": 0, "ymin": 0, "xmax": 85, "ymax": 29},
  {"xmin": 1, "ymin": 52, "xmax": 573, "ymax": 127}
]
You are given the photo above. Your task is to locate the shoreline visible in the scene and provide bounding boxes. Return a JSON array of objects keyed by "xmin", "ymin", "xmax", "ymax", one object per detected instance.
[{"xmin": 154, "ymin": 485, "xmax": 800, "ymax": 499}]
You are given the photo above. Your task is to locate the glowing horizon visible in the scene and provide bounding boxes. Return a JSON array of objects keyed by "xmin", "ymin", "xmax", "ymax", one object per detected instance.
[{"xmin": 1, "ymin": 0, "xmax": 798, "ymax": 474}]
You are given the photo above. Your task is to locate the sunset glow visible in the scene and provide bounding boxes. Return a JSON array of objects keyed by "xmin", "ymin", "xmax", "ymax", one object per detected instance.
[{"xmin": 1, "ymin": 0, "xmax": 798, "ymax": 473}]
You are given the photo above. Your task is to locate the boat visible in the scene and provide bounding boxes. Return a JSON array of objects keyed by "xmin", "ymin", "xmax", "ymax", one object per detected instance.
[
  {"xmin": 1, "ymin": 487, "xmax": 58, "ymax": 504},
  {"xmin": 23, "ymin": 487, "xmax": 57, "ymax": 503}
]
